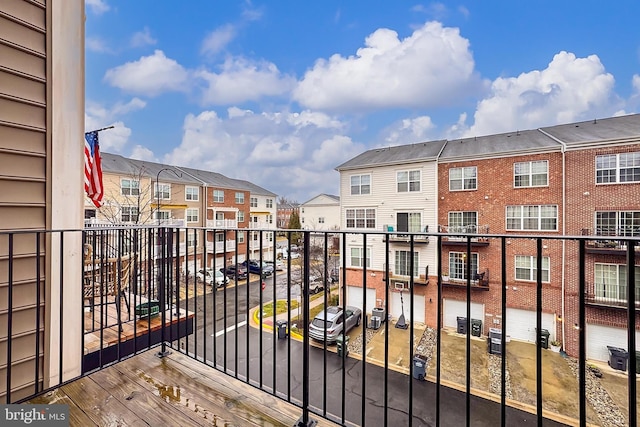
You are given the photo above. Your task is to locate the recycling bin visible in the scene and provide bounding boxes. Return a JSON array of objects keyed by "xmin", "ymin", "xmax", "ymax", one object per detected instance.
[
  {"xmin": 275, "ymin": 320, "xmax": 287, "ymax": 340},
  {"xmin": 471, "ymin": 319, "xmax": 482, "ymax": 337},
  {"xmin": 413, "ymin": 355, "xmax": 427, "ymax": 380},
  {"xmin": 539, "ymin": 329, "xmax": 550, "ymax": 349},
  {"xmin": 336, "ymin": 334, "xmax": 350, "ymax": 357},
  {"xmin": 457, "ymin": 316, "xmax": 467, "ymax": 334},
  {"xmin": 607, "ymin": 346, "xmax": 628, "ymax": 371}
]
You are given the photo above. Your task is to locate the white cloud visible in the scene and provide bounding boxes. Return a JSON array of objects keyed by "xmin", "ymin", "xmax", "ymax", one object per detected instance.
[
  {"xmin": 293, "ymin": 21, "xmax": 484, "ymax": 112},
  {"xmin": 85, "ymin": 98, "xmax": 146, "ymax": 152},
  {"xmin": 104, "ymin": 50, "xmax": 190, "ymax": 97},
  {"xmin": 633, "ymin": 74, "xmax": 640, "ymax": 95},
  {"xmin": 465, "ymin": 51, "xmax": 619, "ymax": 137},
  {"xmin": 383, "ymin": 116, "xmax": 436, "ymax": 145},
  {"xmin": 201, "ymin": 24, "xmax": 236, "ymax": 56},
  {"xmin": 129, "ymin": 145, "xmax": 157, "ymax": 162},
  {"xmin": 197, "ymin": 57, "xmax": 296, "ymax": 105},
  {"xmin": 130, "ymin": 27, "xmax": 157, "ymax": 48},
  {"xmin": 86, "ymin": 37, "xmax": 111, "ymax": 53},
  {"xmin": 164, "ymin": 108, "xmax": 363, "ymax": 201},
  {"xmin": 85, "ymin": 0, "xmax": 109, "ymax": 15}
]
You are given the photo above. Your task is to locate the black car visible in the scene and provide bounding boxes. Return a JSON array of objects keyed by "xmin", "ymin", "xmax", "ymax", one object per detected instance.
[
  {"xmin": 241, "ymin": 259, "xmax": 274, "ymax": 277},
  {"xmin": 219, "ymin": 265, "xmax": 248, "ymax": 280}
]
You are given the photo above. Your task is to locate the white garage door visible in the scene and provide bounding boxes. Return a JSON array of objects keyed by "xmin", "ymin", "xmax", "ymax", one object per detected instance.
[
  {"xmin": 504, "ymin": 309, "xmax": 555, "ymax": 343},
  {"xmin": 391, "ymin": 291, "xmax": 426, "ymax": 324},
  {"xmin": 586, "ymin": 324, "xmax": 640, "ymax": 362},
  {"xmin": 346, "ymin": 285, "xmax": 377, "ymax": 313},
  {"xmin": 444, "ymin": 299, "xmax": 485, "ymax": 329}
]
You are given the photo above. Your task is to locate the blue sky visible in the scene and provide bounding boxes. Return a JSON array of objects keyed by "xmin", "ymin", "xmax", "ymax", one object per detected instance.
[{"xmin": 85, "ymin": 0, "xmax": 640, "ymax": 202}]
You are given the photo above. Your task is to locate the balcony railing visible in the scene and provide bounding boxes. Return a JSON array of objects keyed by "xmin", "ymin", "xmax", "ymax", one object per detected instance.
[
  {"xmin": 206, "ymin": 219, "xmax": 237, "ymax": 228},
  {"xmin": 442, "ymin": 268, "xmax": 490, "ymax": 290},
  {"xmin": 438, "ymin": 224, "xmax": 491, "ymax": 246},
  {"xmin": 383, "ymin": 225, "xmax": 430, "ymax": 244},
  {"xmin": 582, "ymin": 228, "xmax": 640, "ymax": 254},
  {"xmin": 2, "ymin": 227, "xmax": 640, "ymax": 427},
  {"xmin": 585, "ymin": 281, "xmax": 640, "ymax": 309},
  {"xmin": 206, "ymin": 239, "xmax": 236, "ymax": 253}
]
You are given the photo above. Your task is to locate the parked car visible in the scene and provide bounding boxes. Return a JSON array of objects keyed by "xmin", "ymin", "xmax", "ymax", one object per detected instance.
[
  {"xmin": 306, "ymin": 277, "xmax": 324, "ymax": 294},
  {"xmin": 309, "ymin": 306, "xmax": 362, "ymax": 343},
  {"xmin": 265, "ymin": 260, "xmax": 285, "ymax": 271},
  {"xmin": 241, "ymin": 259, "xmax": 274, "ymax": 277},
  {"xmin": 219, "ymin": 265, "xmax": 248, "ymax": 280},
  {"xmin": 196, "ymin": 268, "xmax": 229, "ymax": 288},
  {"xmin": 282, "ymin": 250, "xmax": 300, "ymax": 260}
]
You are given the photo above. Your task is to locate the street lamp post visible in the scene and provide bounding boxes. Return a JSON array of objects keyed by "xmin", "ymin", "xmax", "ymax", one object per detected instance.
[{"xmin": 155, "ymin": 167, "xmax": 181, "ymax": 358}]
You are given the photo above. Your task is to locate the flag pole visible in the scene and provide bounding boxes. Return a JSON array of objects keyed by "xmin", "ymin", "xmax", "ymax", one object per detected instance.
[{"xmin": 86, "ymin": 125, "xmax": 115, "ymax": 133}]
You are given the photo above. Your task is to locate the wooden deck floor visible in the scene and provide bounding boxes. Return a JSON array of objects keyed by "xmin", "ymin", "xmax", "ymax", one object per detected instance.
[{"xmin": 30, "ymin": 349, "xmax": 341, "ymax": 427}]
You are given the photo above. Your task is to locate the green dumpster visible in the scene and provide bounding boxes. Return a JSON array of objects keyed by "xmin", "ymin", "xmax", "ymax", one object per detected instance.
[
  {"xmin": 539, "ymin": 329, "xmax": 550, "ymax": 349},
  {"xmin": 336, "ymin": 334, "xmax": 349, "ymax": 357}
]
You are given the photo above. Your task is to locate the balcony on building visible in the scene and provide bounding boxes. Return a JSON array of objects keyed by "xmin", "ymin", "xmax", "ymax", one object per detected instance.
[
  {"xmin": 382, "ymin": 225, "xmax": 430, "ymax": 244},
  {"xmin": 439, "ymin": 224, "xmax": 490, "ymax": 246},
  {"xmin": 386, "ymin": 266, "xmax": 431, "ymax": 286},
  {"xmin": 441, "ymin": 268, "xmax": 490, "ymax": 291},
  {"xmin": 206, "ymin": 218, "xmax": 238, "ymax": 228},
  {"xmin": 582, "ymin": 227, "xmax": 640, "ymax": 255},
  {"xmin": 585, "ymin": 281, "xmax": 640, "ymax": 310}
]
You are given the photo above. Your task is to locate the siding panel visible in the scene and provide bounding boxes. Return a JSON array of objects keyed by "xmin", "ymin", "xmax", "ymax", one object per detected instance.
[
  {"xmin": 0, "ymin": 43, "xmax": 45, "ymax": 79},
  {"xmin": 0, "ymin": 125, "xmax": 45, "ymax": 154},
  {"xmin": 0, "ymin": 14, "xmax": 45, "ymax": 54},
  {"xmin": 0, "ymin": 97, "xmax": 45, "ymax": 129},
  {"xmin": 0, "ymin": 68, "xmax": 45, "ymax": 103}
]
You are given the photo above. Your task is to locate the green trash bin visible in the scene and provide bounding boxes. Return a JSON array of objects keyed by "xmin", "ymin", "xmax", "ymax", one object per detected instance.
[
  {"xmin": 336, "ymin": 334, "xmax": 349, "ymax": 357},
  {"xmin": 539, "ymin": 329, "xmax": 550, "ymax": 349},
  {"xmin": 471, "ymin": 319, "xmax": 482, "ymax": 337}
]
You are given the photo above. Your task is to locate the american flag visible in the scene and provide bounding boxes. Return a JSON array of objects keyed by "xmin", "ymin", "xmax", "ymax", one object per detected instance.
[{"xmin": 84, "ymin": 131, "xmax": 104, "ymax": 208}]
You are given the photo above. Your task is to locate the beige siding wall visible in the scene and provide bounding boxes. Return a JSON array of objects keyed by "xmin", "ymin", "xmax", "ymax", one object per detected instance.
[{"xmin": 0, "ymin": 0, "xmax": 84, "ymax": 402}]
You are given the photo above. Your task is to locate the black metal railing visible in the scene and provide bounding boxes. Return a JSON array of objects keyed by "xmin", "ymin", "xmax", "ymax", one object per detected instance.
[{"xmin": 2, "ymin": 227, "xmax": 640, "ymax": 427}]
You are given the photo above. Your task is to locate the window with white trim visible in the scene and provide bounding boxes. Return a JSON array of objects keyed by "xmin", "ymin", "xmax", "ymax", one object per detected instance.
[
  {"xmin": 449, "ymin": 252, "xmax": 478, "ymax": 280},
  {"xmin": 506, "ymin": 205, "xmax": 557, "ymax": 231},
  {"xmin": 186, "ymin": 208, "xmax": 199, "ymax": 223},
  {"xmin": 154, "ymin": 183, "xmax": 170, "ymax": 200},
  {"xmin": 350, "ymin": 174, "xmax": 371, "ymax": 195},
  {"xmin": 596, "ymin": 152, "xmax": 640, "ymax": 183},
  {"xmin": 235, "ymin": 192, "xmax": 244, "ymax": 204},
  {"xmin": 396, "ymin": 212, "xmax": 421, "ymax": 233},
  {"xmin": 121, "ymin": 206, "xmax": 139, "ymax": 223},
  {"xmin": 121, "ymin": 179, "xmax": 140, "ymax": 196},
  {"xmin": 185, "ymin": 186, "xmax": 199, "ymax": 201},
  {"xmin": 346, "ymin": 208, "xmax": 376, "ymax": 229},
  {"xmin": 395, "ymin": 250, "xmax": 419, "ymax": 276},
  {"xmin": 596, "ymin": 211, "xmax": 640, "ymax": 236},
  {"xmin": 397, "ymin": 170, "xmax": 420, "ymax": 192},
  {"xmin": 515, "ymin": 255, "xmax": 550, "ymax": 282},
  {"xmin": 350, "ymin": 247, "xmax": 371, "ymax": 268},
  {"xmin": 514, "ymin": 160, "xmax": 548, "ymax": 187},
  {"xmin": 186, "ymin": 230, "xmax": 198, "ymax": 247},
  {"xmin": 318, "ymin": 217, "xmax": 325, "ymax": 224},
  {"xmin": 449, "ymin": 167, "xmax": 477, "ymax": 191},
  {"xmin": 448, "ymin": 211, "xmax": 478, "ymax": 233},
  {"xmin": 238, "ymin": 211, "xmax": 245, "ymax": 222},
  {"xmin": 237, "ymin": 231, "xmax": 245, "ymax": 243},
  {"xmin": 594, "ymin": 263, "xmax": 640, "ymax": 302},
  {"xmin": 213, "ymin": 190, "xmax": 224, "ymax": 202},
  {"xmin": 250, "ymin": 197, "xmax": 258, "ymax": 207},
  {"xmin": 266, "ymin": 199, "xmax": 273, "ymax": 208}
]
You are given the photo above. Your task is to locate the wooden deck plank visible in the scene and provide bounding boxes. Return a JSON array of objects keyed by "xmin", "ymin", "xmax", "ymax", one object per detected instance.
[{"xmin": 29, "ymin": 388, "xmax": 98, "ymax": 426}]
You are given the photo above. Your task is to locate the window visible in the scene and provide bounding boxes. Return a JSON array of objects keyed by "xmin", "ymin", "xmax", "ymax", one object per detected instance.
[
  {"xmin": 266, "ymin": 199, "xmax": 273, "ymax": 208},
  {"xmin": 596, "ymin": 152, "xmax": 640, "ymax": 183},
  {"xmin": 215, "ymin": 232, "xmax": 225, "ymax": 243},
  {"xmin": 319, "ymin": 217, "xmax": 325, "ymax": 224},
  {"xmin": 350, "ymin": 247, "xmax": 371, "ymax": 268},
  {"xmin": 155, "ymin": 211, "xmax": 169, "ymax": 221},
  {"xmin": 237, "ymin": 231, "xmax": 245, "ymax": 243},
  {"xmin": 449, "ymin": 252, "xmax": 478, "ymax": 280},
  {"xmin": 346, "ymin": 208, "xmax": 376, "ymax": 229},
  {"xmin": 121, "ymin": 179, "xmax": 140, "ymax": 196},
  {"xmin": 235, "ymin": 192, "xmax": 244, "ymax": 204},
  {"xmin": 84, "ymin": 209, "xmax": 96, "ymax": 219},
  {"xmin": 213, "ymin": 190, "xmax": 224, "ymax": 202},
  {"xmin": 268, "ymin": 214, "xmax": 273, "ymax": 224},
  {"xmin": 250, "ymin": 197, "xmax": 258, "ymax": 207},
  {"xmin": 154, "ymin": 183, "xmax": 170, "ymax": 200},
  {"xmin": 185, "ymin": 186, "xmax": 199, "ymax": 201},
  {"xmin": 397, "ymin": 170, "xmax": 420, "ymax": 192},
  {"xmin": 515, "ymin": 256, "xmax": 550, "ymax": 282},
  {"xmin": 121, "ymin": 206, "xmax": 139, "ymax": 223},
  {"xmin": 350, "ymin": 174, "xmax": 371, "ymax": 195},
  {"xmin": 594, "ymin": 263, "xmax": 640, "ymax": 302},
  {"xmin": 448, "ymin": 212, "xmax": 478, "ymax": 233},
  {"xmin": 395, "ymin": 250, "xmax": 419, "ymax": 276},
  {"xmin": 396, "ymin": 212, "xmax": 421, "ymax": 233},
  {"xmin": 238, "ymin": 211, "xmax": 245, "ymax": 222},
  {"xmin": 186, "ymin": 208, "xmax": 199, "ymax": 223},
  {"xmin": 506, "ymin": 205, "xmax": 557, "ymax": 231},
  {"xmin": 449, "ymin": 167, "xmax": 477, "ymax": 191},
  {"xmin": 514, "ymin": 161, "xmax": 548, "ymax": 187},
  {"xmin": 186, "ymin": 230, "xmax": 198, "ymax": 247},
  {"xmin": 596, "ymin": 211, "xmax": 640, "ymax": 236}
]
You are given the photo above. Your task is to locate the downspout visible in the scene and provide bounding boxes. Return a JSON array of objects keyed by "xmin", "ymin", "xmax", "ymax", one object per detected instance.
[{"xmin": 539, "ymin": 129, "xmax": 567, "ymax": 347}]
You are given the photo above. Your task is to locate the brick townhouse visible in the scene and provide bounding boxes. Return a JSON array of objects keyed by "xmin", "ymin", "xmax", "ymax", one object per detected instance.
[{"xmin": 337, "ymin": 113, "xmax": 640, "ymax": 361}]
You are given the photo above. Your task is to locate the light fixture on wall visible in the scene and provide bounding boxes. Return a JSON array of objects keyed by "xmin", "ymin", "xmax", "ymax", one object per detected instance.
[{"xmin": 573, "ymin": 323, "xmax": 580, "ymax": 330}]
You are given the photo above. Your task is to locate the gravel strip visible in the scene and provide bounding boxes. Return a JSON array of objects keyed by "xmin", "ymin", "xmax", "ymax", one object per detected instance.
[
  {"xmin": 488, "ymin": 354, "xmax": 513, "ymax": 399},
  {"xmin": 565, "ymin": 358, "xmax": 627, "ymax": 427},
  {"xmin": 348, "ymin": 328, "xmax": 376, "ymax": 355}
]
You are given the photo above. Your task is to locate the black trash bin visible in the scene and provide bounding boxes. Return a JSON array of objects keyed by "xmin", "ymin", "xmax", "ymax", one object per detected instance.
[
  {"xmin": 539, "ymin": 329, "xmax": 550, "ymax": 349},
  {"xmin": 457, "ymin": 316, "xmax": 467, "ymax": 334},
  {"xmin": 635, "ymin": 351, "xmax": 640, "ymax": 373},
  {"xmin": 336, "ymin": 334, "xmax": 349, "ymax": 357},
  {"xmin": 471, "ymin": 319, "xmax": 482, "ymax": 337},
  {"xmin": 413, "ymin": 355, "xmax": 427, "ymax": 380},
  {"xmin": 275, "ymin": 320, "xmax": 287, "ymax": 340},
  {"xmin": 607, "ymin": 346, "xmax": 628, "ymax": 371}
]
